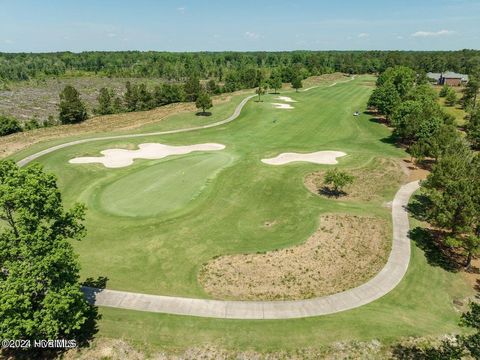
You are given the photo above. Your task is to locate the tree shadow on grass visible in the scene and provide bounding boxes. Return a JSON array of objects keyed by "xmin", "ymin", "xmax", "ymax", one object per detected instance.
[
  {"xmin": 318, "ymin": 186, "xmax": 347, "ymax": 199},
  {"xmin": 409, "ymin": 226, "xmax": 461, "ymax": 272},
  {"xmin": 195, "ymin": 111, "xmax": 212, "ymax": 116},
  {"xmin": 407, "ymin": 193, "xmax": 430, "ymax": 222}
]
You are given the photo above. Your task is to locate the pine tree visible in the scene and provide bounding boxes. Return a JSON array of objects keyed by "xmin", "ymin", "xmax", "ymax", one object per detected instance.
[{"xmin": 58, "ymin": 85, "xmax": 88, "ymax": 124}]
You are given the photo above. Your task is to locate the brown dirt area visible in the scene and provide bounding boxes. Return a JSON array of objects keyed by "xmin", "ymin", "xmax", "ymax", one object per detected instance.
[
  {"xmin": 305, "ymin": 158, "xmax": 407, "ymax": 202},
  {"xmin": 198, "ymin": 214, "xmax": 390, "ymax": 300},
  {"xmin": 0, "ymin": 92, "xmax": 243, "ymax": 159}
]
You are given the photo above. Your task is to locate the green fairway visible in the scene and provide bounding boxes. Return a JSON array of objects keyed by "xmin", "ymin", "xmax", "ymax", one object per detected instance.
[
  {"xmin": 27, "ymin": 75, "xmax": 407, "ymax": 297},
  {"xmin": 17, "ymin": 75, "xmax": 472, "ymax": 350}
]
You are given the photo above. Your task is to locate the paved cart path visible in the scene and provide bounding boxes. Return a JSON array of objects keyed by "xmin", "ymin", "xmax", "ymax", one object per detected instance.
[
  {"xmin": 82, "ymin": 180, "xmax": 419, "ymax": 319},
  {"xmin": 18, "ymin": 76, "xmax": 417, "ymax": 319}
]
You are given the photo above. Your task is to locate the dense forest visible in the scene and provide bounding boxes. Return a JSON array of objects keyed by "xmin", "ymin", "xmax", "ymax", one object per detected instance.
[{"xmin": 1, "ymin": 50, "xmax": 480, "ymax": 84}]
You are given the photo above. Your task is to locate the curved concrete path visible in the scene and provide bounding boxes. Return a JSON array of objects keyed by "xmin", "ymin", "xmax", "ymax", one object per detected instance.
[
  {"xmin": 17, "ymin": 76, "xmax": 418, "ymax": 319},
  {"xmin": 17, "ymin": 94, "xmax": 256, "ymax": 167},
  {"xmin": 82, "ymin": 180, "xmax": 419, "ymax": 319}
]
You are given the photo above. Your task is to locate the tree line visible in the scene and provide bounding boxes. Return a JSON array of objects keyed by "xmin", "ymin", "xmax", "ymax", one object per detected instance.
[
  {"xmin": 368, "ymin": 65, "xmax": 480, "ymax": 269},
  {"xmin": 1, "ymin": 50, "xmax": 480, "ymax": 84}
]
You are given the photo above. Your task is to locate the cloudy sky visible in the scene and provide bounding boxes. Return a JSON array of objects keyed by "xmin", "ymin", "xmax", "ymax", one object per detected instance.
[{"xmin": 0, "ymin": 0, "xmax": 479, "ymax": 52}]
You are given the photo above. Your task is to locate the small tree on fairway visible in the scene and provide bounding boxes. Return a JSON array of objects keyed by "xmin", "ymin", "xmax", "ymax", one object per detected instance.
[
  {"xmin": 0, "ymin": 160, "xmax": 96, "ymax": 347},
  {"xmin": 59, "ymin": 85, "xmax": 88, "ymax": 124},
  {"xmin": 291, "ymin": 76, "xmax": 303, "ymax": 92},
  {"xmin": 195, "ymin": 90, "xmax": 212, "ymax": 115},
  {"xmin": 323, "ymin": 168, "xmax": 354, "ymax": 197},
  {"xmin": 256, "ymin": 83, "xmax": 266, "ymax": 101}
]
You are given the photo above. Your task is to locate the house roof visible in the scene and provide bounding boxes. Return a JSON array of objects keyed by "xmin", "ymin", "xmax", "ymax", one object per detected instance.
[
  {"xmin": 442, "ymin": 71, "xmax": 469, "ymax": 81},
  {"xmin": 427, "ymin": 72, "xmax": 441, "ymax": 80},
  {"xmin": 426, "ymin": 71, "xmax": 469, "ymax": 81}
]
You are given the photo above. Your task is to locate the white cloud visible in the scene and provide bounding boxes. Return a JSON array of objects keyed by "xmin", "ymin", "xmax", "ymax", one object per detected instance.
[
  {"xmin": 357, "ymin": 32, "xmax": 369, "ymax": 38},
  {"xmin": 177, "ymin": 6, "xmax": 186, "ymax": 14},
  {"xmin": 244, "ymin": 31, "xmax": 261, "ymax": 40},
  {"xmin": 107, "ymin": 33, "xmax": 117, "ymax": 38},
  {"xmin": 411, "ymin": 29, "xmax": 455, "ymax": 37},
  {"xmin": 4, "ymin": 39, "xmax": 14, "ymax": 44},
  {"xmin": 396, "ymin": 35, "xmax": 404, "ymax": 40}
]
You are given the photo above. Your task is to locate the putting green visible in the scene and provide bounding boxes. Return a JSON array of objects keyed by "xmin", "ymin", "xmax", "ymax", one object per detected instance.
[
  {"xmin": 14, "ymin": 75, "xmax": 473, "ymax": 349},
  {"xmin": 96, "ymin": 152, "xmax": 233, "ymax": 217}
]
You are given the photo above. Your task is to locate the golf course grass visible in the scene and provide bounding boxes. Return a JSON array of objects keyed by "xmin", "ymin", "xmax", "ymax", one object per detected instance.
[{"xmin": 15, "ymin": 75, "xmax": 473, "ymax": 351}]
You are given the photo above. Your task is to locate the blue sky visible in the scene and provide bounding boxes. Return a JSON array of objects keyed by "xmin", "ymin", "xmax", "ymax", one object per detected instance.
[{"xmin": 0, "ymin": 0, "xmax": 479, "ymax": 52}]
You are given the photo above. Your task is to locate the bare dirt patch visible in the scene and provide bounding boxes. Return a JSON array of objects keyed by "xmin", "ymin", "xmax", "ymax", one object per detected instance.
[
  {"xmin": 199, "ymin": 214, "xmax": 390, "ymax": 300},
  {"xmin": 305, "ymin": 158, "xmax": 406, "ymax": 202}
]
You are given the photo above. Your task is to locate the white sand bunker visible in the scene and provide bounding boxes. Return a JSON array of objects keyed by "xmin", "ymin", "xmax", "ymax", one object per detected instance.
[
  {"xmin": 275, "ymin": 96, "xmax": 297, "ymax": 103},
  {"xmin": 262, "ymin": 151, "xmax": 346, "ymax": 165},
  {"xmin": 69, "ymin": 143, "xmax": 226, "ymax": 168},
  {"xmin": 271, "ymin": 103, "xmax": 295, "ymax": 110}
]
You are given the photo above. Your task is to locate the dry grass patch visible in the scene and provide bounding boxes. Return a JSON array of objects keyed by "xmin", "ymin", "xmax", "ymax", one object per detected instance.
[
  {"xmin": 199, "ymin": 214, "xmax": 390, "ymax": 300},
  {"xmin": 0, "ymin": 92, "xmax": 242, "ymax": 159},
  {"xmin": 305, "ymin": 158, "xmax": 406, "ymax": 202}
]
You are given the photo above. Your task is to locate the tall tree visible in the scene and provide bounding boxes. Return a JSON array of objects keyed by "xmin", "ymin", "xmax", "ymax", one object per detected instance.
[
  {"xmin": 0, "ymin": 161, "xmax": 96, "ymax": 343},
  {"xmin": 256, "ymin": 82, "xmax": 266, "ymax": 101},
  {"xmin": 466, "ymin": 110, "xmax": 480, "ymax": 150},
  {"xmin": 422, "ymin": 143, "xmax": 480, "ymax": 268},
  {"xmin": 58, "ymin": 85, "xmax": 88, "ymax": 124},
  {"xmin": 184, "ymin": 75, "xmax": 201, "ymax": 102},
  {"xmin": 95, "ymin": 87, "xmax": 114, "ymax": 115},
  {"xmin": 124, "ymin": 81, "xmax": 138, "ymax": 111},
  {"xmin": 445, "ymin": 87, "xmax": 457, "ymax": 106},
  {"xmin": 268, "ymin": 69, "xmax": 283, "ymax": 94},
  {"xmin": 291, "ymin": 76, "xmax": 303, "ymax": 92},
  {"xmin": 195, "ymin": 90, "xmax": 213, "ymax": 115},
  {"xmin": 462, "ymin": 76, "xmax": 479, "ymax": 110},
  {"xmin": 368, "ymin": 82, "xmax": 401, "ymax": 118}
]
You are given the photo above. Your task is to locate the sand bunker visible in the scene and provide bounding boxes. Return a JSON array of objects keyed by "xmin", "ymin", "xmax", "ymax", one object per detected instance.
[
  {"xmin": 271, "ymin": 103, "xmax": 295, "ymax": 110},
  {"xmin": 69, "ymin": 143, "xmax": 226, "ymax": 168},
  {"xmin": 275, "ymin": 96, "xmax": 297, "ymax": 103},
  {"xmin": 262, "ymin": 151, "xmax": 346, "ymax": 165}
]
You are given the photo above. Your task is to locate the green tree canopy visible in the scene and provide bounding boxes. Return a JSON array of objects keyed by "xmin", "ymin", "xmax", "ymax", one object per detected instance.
[
  {"xmin": 0, "ymin": 115, "xmax": 22, "ymax": 136},
  {"xmin": 368, "ymin": 82, "xmax": 401, "ymax": 118},
  {"xmin": 422, "ymin": 143, "xmax": 480, "ymax": 267},
  {"xmin": 58, "ymin": 85, "xmax": 88, "ymax": 124},
  {"xmin": 268, "ymin": 69, "xmax": 283, "ymax": 94},
  {"xmin": 195, "ymin": 90, "xmax": 213, "ymax": 114},
  {"xmin": 291, "ymin": 76, "xmax": 303, "ymax": 92},
  {"xmin": 184, "ymin": 75, "xmax": 201, "ymax": 102},
  {"xmin": 95, "ymin": 87, "xmax": 115, "ymax": 115},
  {"xmin": 0, "ymin": 160, "xmax": 96, "ymax": 343},
  {"xmin": 466, "ymin": 110, "xmax": 480, "ymax": 149},
  {"xmin": 323, "ymin": 168, "xmax": 354, "ymax": 197}
]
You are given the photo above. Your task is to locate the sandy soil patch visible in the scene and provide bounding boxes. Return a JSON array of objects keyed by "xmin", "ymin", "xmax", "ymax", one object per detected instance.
[
  {"xmin": 69, "ymin": 143, "xmax": 225, "ymax": 168},
  {"xmin": 199, "ymin": 214, "xmax": 389, "ymax": 300},
  {"xmin": 305, "ymin": 157, "xmax": 406, "ymax": 202},
  {"xmin": 271, "ymin": 103, "xmax": 295, "ymax": 110},
  {"xmin": 275, "ymin": 96, "xmax": 297, "ymax": 103},
  {"xmin": 262, "ymin": 151, "xmax": 346, "ymax": 165}
]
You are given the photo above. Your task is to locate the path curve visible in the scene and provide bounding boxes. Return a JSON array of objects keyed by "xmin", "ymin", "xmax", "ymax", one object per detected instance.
[
  {"xmin": 82, "ymin": 180, "xmax": 419, "ymax": 319},
  {"xmin": 16, "ymin": 75, "xmax": 417, "ymax": 319},
  {"xmin": 17, "ymin": 76, "xmax": 354, "ymax": 167},
  {"xmin": 17, "ymin": 94, "xmax": 257, "ymax": 167}
]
